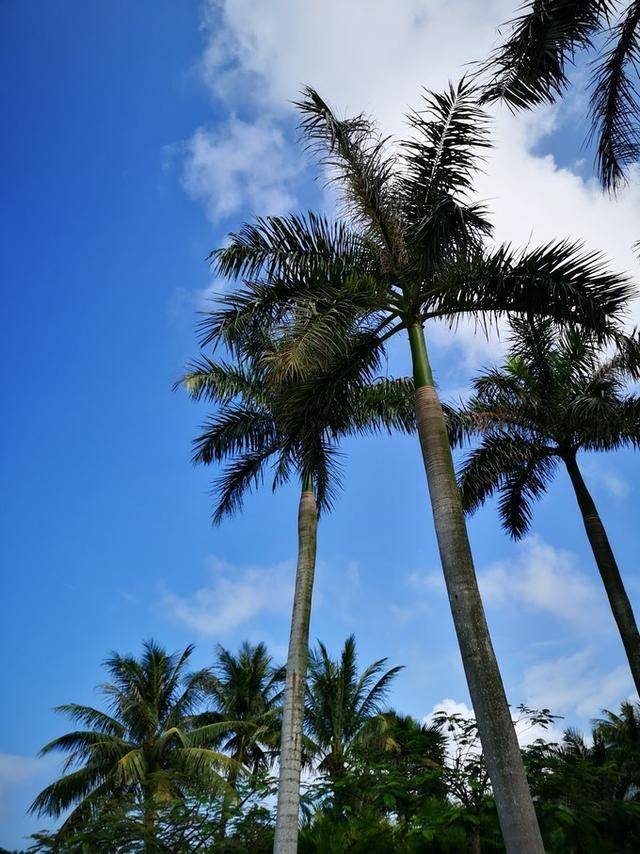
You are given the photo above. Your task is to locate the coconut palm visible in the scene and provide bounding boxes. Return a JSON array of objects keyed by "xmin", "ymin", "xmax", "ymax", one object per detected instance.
[
  {"xmin": 451, "ymin": 317, "xmax": 640, "ymax": 692},
  {"xmin": 179, "ymin": 342, "xmax": 415, "ymax": 853},
  {"xmin": 305, "ymin": 635, "xmax": 403, "ymax": 787},
  {"xmin": 481, "ymin": 0, "xmax": 640, "ymax": 191},
  {"xmin": 30, "ymin": 641, "xmax": 233, "ymax": 846},
  {"xmin": 206, "ymin": 81, "xmax": 632, "ymax": 852},
  {"xmin": 204, "ymin": 641, "xmax": 284, "ymax": 779},
  {"xmin": 195, "ymin": 641, "xmax": 284, "ymax": 836}
]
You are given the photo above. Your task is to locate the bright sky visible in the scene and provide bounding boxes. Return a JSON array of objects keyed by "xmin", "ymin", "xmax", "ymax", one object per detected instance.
[{"xmin": 2, "ymin": 1, "xmax": 640, "ymax": 848}]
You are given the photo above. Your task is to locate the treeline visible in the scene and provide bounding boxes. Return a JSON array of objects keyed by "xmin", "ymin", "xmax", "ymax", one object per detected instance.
[{"xmin": 24, "ymin": 637, "xmax": 640, "ymax": 853}]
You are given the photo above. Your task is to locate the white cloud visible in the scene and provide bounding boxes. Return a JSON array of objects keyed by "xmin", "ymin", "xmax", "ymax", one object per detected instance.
[
  {"xmin": 478, "ymin": 536, "xmax": 607, "ymax": 632},
  {"xmin": 580, "ymin": 459, "xmax": 632, "ymax": 500},
  {"xmin": 185, "ymin": 0, "xmax": 640, "ymax": 342},
  {"xmin": 162, "ymin": 556, "xmax": 294, "ymax": 636},
  {"xmin": 522, "ymin": 649, "xmax": 634, "ymax": 717},
  {"xmin": 182, "ymin": 117, "xmax": 301, "ymax": 223}
]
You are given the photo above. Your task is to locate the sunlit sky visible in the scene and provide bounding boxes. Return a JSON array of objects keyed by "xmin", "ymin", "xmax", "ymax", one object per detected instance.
[{"xmin": 2, "ymin": 1, "xmax": 640, "ymax": 848}]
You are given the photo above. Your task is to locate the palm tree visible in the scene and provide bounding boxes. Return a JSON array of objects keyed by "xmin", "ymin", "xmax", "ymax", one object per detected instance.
[
  {"xmin": 480, "ymin": 0, "xmax": 640, "ymax": 191},
  {"xmin": 30, "ymin": 641, "xmax": 233, "ymax": 846},
  {"xmin": 199, "ymin": 641, "xmax": 283, "ymax": 836},
  {"xmin": 205, "ymin": 641, "xmax": 284, "ymax": 780},
  {"xmin": 305, "ymin": 635, "xmax": 402, "ymax": 788},
  {"xmin": 451, "ymin": 317, "xmax": 640, "ymax": 692},
  {"xmin": 206, "ymin": 81, "xmax": 631, "ymax": 852},
  {"xmin": 179, "ymin": 344, "xmax": 415, "ymax": 852}
]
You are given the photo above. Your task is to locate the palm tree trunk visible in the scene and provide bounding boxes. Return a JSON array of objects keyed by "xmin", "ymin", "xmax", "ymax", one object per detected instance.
[
  {"xmin": 142, "ymin": 788, "xmax": 156, "ymax": 854},
  {"xmin": 470, "ymin": 824, "xmax": 482, "ymax": 854},
  {"xmin": 407, "ymin": 323, "xmax": 543, "ymax": 854},
  {"xmin": 564, "ymin": 452, "xmax": 640, "ymax": 696},
  {"xmin": 273, "ymin": 480, "xmax": 318, "ymax": 854}
]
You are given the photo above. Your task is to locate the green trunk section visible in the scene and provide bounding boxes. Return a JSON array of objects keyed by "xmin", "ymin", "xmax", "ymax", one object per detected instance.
[{"xmin": 408, "ymin": 323, "xmax": 434, "ymax": 389}]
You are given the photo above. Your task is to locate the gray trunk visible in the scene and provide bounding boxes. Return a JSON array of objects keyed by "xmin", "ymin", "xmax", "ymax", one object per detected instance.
[
  {"xmin": 414, "ymin": 383, "xmax": 544, "ymax": 853},
  {"xmin": 273, "ymin": 488, "xmax": 318, "ymax": 854},
  {"xmin": 564, "ymin": 453, "xmax": 640, "ymax": 696}
]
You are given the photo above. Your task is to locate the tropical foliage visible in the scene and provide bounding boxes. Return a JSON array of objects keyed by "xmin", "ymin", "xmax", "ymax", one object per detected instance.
[
  {"xmin": 27, "ymin": 638, "xmax": 640, "ymax": 853},
  {"xmin": 202, "ymin": 76, "xmax": 632, "ymax": 852},
  {"xmin": 29, "ymin": 642, "xmax": 234, "ymax": 843},
  {"xmin": 449, "ymin": 317, "xmax": 640, "ymax": 694},
  {"xmin": 481, "ymin": 0, "xmax": 640, "ymax": 190}
]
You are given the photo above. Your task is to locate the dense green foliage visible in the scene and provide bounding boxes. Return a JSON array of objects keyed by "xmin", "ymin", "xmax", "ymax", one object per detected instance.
[{"xmin": 26, "ymin": 638, "xmax": 640, "ymax": 853}]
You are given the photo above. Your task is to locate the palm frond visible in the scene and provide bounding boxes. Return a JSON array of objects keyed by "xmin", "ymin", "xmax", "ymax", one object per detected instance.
[
  {"xmin": 176, "ymin": 358, "xmax": 263, "ymax": 404},
  {"xmin": 401, "ymin": 79, "xmax": 491, "ymax": 215},
  {"xmin": 191, "ymin": 407, "xmax": 277, "ymax": 466},
  {"xmin": 426, "ymin": 239, "xmax": 632, "ymax": 333},
  {"xmin": 481, "ymin": 0, "xmax": 612, "ymax": 109},
  {"xmin": 295, "ymin": 87, "xmax": 405, "ymax": 268},
  {"xmin": 211, "ymin": 444, "xmax": 279, "ymax": 524},
  {"xmin": 589, "ymin": 1, "xmax": 640, "ymax": 191},
  {"xmin": 210, "ymin": 212, "xmax": 371, "ymax": 280}
]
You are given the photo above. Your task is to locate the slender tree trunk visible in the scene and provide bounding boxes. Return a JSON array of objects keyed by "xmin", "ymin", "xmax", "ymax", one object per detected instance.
[
  {"xmin": 564, "ymin": 452, "xmax": 640, "ymax": 696},
  {"xmin": 407, "ymin": 323, "xmax": 544, "ymax": 854},
  {"xmin": 469, "ymin": 823, "xmax": 482, "ymax": 854},
  {"xmin": 143, "ymin": 787, "xmax": 156, "ymax": 854},
  {"xmin": 273, "ymin": 481, "xmax": 318, "ymax": 854}
]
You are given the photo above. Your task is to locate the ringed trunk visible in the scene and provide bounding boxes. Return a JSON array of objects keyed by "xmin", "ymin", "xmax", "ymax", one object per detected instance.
[
  {"xmin": 273, "ymin": 481, "xmax": 318, "ymax": 854},
  {"xmin": 564, "ymin": 453, "xmax": 640, "ymax": 696},
  {"xmin": 407, "ymin": 323, "xmax": 544, "ymax": 854}
]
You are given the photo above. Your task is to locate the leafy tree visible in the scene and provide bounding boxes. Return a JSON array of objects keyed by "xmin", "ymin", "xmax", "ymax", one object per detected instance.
[
  {"xmin": 179, "ymin": 345, "xmax": 414, "ymax": 851},
  {"xmin": 305, "ymin": 635, "xmax": 402, "ymax": 794},
  {"xmin": 206, "ymin": 80, "xmax": 631, "ymax": 852},
  {"xmin": 430, "ymin": 705, "xmax": 556, "ymax": 854},
  {"xmin": 481, "ymin": 0, "xmax": 640, "ymax": 191},
  {"xmin": 526, "ymin": 707, "xmax": 640, "ymax": 852},
  {"xmin": 29, "ymin": 642, "xmax": 233, "ymax": 847},
  {"xmin": 451, "ymin": 317, "xmax": 640, "ymax": 693}
]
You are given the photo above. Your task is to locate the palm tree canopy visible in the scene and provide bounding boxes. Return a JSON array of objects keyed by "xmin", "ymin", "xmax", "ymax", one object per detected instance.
[
  {"xmin": 304, "ymin": 635, "xmax": 403, "ymax": 777},
  {"xmin": 480, "ymin": 0, "xmax": 640, "ymax": 190},
  {"xmin": 450, "ymin": 317, "xmax": 640, "ymax": 537},
  {"xmin": 205, "ymin": 81, "xmax": 632, "ymax": 381},
  {"xmin": 30, "ymin": 641, "xmax": 234, "ymax": 832},
  {"xmin": 200, "ymin": 641, "xmax": 284, "ymax": 774},
  {"xmin": 178, "ymin": 339, "xmax": 416, "ymax": 519}
]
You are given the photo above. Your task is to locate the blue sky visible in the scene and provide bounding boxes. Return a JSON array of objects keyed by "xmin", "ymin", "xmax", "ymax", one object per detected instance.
[{"xmin": 2, "ymin": 1, "xmax": 640, "ymax": 848}]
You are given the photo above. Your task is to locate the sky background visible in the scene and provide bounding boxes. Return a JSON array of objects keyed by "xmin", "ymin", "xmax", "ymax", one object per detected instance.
[{"xmin": 2, "ymin": 1, "xmax": 640, "ymax": 848}]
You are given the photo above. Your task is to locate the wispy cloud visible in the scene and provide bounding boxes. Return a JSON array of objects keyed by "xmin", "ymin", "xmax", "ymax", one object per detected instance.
[
  {"xmin": 522, "ymin": 650, "xmax": 634, "ymax": 717},
  {"xmin": 478, "ymin": 536, "xmax": 607, "ymax": 632},
  {"xmin": 182, "ymin": 117, "xmax": 302, "ymax": 224},
  {"xmin": 161, "ymin": 556, "xmax": 294, "ymax": 636}
]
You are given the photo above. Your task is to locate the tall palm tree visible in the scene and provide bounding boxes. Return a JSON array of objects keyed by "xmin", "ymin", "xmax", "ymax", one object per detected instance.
[
  {"xmin": 30, "ymin": 641, "xmax": 233, "ymax": 846},
  {"xmin": 206, "ymin": 81, "xmax": 632, "ymax": 852},
  {"xmin": 305, "ymin": 635, "xmax": 402, "ymax": 787},
  {"xmin": 451, "ymin": 317, "xmax": 640, "ymax": 692},
  {"xmin": 179, "ymin": 344, "xmax": 415, "ymax": 853},
  {"xmin": 481, "ymin": 0, "xmax": 640, "ymax": 191}
]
